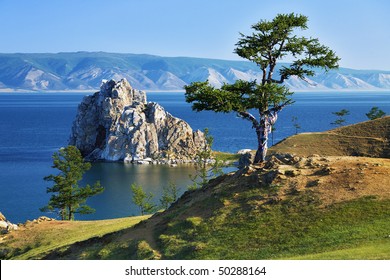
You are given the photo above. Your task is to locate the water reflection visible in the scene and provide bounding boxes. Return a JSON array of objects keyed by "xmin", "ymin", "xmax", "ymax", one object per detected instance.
[{"xmin": 78, "ymin": 163, "xmax": 199, "ymax": 220}]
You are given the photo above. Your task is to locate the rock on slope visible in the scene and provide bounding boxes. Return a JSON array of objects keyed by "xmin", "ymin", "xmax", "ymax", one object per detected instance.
[{"xmin": 69, "ymin": 79, "xmax": 206, "ymax": 163}]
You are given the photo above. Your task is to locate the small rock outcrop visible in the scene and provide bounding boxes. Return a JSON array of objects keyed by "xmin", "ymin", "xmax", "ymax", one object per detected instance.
[
  {"xmin": 69, "ymin": 79, "xmax": 207, "ymax": 163},
  {"xmin": 0, "ymin": 212, "xmax": 18, "ymax": 234}
]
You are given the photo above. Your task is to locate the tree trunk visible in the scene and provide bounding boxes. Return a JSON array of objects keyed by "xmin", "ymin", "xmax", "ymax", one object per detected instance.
[
  {"xmin": 68, "ymin": 206, "xmax": 74, "ymax": 221},
  {"xmin": 253, "ymin": 111, "xmax": 278, "ymax": 164},
  {"xmin": 60, "ymin": 209, "xmax": 66, "ymax": 221},
  {"xmin": 254, "ymin": 122, "xmax": 268, "ymax": 163}
]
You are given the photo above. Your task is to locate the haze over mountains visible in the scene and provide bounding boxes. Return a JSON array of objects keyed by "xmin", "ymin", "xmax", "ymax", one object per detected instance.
[{"xmin": 1, "ymin": 52, "xmax": 390, "ymax": 91}]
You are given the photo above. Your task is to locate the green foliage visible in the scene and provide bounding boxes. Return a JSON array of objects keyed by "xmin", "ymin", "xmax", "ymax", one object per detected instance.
[
  {"xmin": 130, "ymin": 183, "xmax": 156, "ymax": 215},
  {"xmin": 366, "ymin": 107, "xmax": 386, "ymax": 120},
  {"xmin": 235, "ymin": 13, "xmax": 338, "ymax": 78},
  {"xmin": 189, "ymin": 128, "xmax": 223, "ymax": 189},
  {"xmin": 185, "ymin": 13, "xmax": 340, "ymax": 163},
  {"xmin": 185, "ymin": 80, "xmax": 293, "ymax": 115},
  {"xmin": 331, "ymin": 109, "xmax": 350, "ymax": 127},
  {"xmin": 160, "ymin": 182, "xmax": 180, "ymax": 210},
  {"xmin": 41, "ymin": 146, "xmax": 103, "ymax": 220}
]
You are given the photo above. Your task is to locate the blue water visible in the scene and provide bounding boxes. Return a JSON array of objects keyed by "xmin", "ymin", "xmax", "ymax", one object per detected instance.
[{"xmin": 0, "ymin": 91, "xmax": 389, "ymax": 222}]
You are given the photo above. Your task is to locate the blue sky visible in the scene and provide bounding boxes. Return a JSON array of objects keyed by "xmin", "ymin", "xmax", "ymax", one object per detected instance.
[{"xmin": 1, "ymin": 0, "xmax": 389, "ymax": 70}]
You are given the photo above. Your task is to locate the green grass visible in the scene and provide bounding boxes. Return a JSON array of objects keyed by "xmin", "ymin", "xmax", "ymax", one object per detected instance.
[
  {"xmin": 156, "ymin": 189, "xmax": 390, "ymax": 259},
  {"xmin": 290, "ymin": 239, "xmax": 390, "ymax": 260},
  {"xmin": 1, "ymin": 216, "xmax": 149, "ymax": 260},
  {"xmin": 12, "ymin": 182, "xmax": 388, "ymax": 260},
  {"xmin": 213, "ymin": 151, "xmax": 240, "ymax": 163}
]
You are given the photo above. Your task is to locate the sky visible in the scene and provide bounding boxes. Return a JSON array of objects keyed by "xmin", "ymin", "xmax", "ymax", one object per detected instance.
[{"xmin": 1, "ymin": 0, "xmax": 389, "ymax": 70}]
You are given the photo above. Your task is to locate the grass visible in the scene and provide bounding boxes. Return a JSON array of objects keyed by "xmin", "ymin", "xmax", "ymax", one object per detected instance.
[
  {"xmin": 5, "ymin": 179, "xmax": 388, "ymax": 260},
  {"xmin": 0, "ymin": 216, "xmax": 149, "ymax": 260},
  {"xmin": 270, "ymin": 116, "xmax": 389, "ymax": 158},
  {"xmin": 156, "ymin": 188, "xmax": 390, "ymax": 259},
  {"xmin": 212, "ymin": 151, "xmax": 240, "ymax": 163},
  {"xmin": 290, "ymin": 240, "xmax": 390, "ymax": 260}
]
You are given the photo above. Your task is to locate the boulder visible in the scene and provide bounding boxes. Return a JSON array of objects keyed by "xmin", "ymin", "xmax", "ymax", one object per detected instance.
[
  {"xmin": 69, "ymin": 79, "xmax": 207, "ymax": 163},
  {"xmin": 237, "ymin": 149, "xmax": 252, "ymax": 155},
  {"xmin": 0, "ymin": 213, "xmax": 19, "ymax": 234},
  {"xmin": 238, "ymin": 152, "xmax": 254, "ymax": 168},
  {"xmin": 0, "ymin": 221, "xmax": 7, "ymax": 230},
  {"xmin": 6, "ymin": 222, "xmax": 18, "ymax": 231}
]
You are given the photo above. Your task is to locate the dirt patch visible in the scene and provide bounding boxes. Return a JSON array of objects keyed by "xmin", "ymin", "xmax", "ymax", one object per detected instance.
[{"xmin": 256, "ymin": 155, "xmax": 390, "ymax": 207}]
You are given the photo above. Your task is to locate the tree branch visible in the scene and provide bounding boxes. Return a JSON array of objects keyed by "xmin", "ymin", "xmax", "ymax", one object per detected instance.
[
  {"xmin": 268, "ymin": 99, "xmax": 294, "ymax": 114},
  {"xmin": 269, "ymin": 76, "xmax": 286, "ymax": 84},
  {"xmin": 238, "ymin": 111, "xmax": 259, "ymax": 128}
]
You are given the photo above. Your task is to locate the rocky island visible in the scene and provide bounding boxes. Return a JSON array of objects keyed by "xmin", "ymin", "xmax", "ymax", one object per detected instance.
[{"xmin": 69, "ymin": 79, "xmax": 207, "ymax": 164}]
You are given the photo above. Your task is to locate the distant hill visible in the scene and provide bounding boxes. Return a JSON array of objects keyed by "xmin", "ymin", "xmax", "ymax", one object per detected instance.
[{"xmin": 1, "ymin": 52, "xmax": 390, "ymax": 91}]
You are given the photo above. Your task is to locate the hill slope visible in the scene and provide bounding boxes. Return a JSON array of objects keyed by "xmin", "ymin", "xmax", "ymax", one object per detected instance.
[
  {"xmin": 270, "ymin": 116, "xmax": 390, "ymax": 158},
  {"xmin": 38, "ymin": 155, "xmax": 390, "ymax": 260},
  {"xmin": 1, "ymin": 52, "xmax": 390, "ymax": 91}
]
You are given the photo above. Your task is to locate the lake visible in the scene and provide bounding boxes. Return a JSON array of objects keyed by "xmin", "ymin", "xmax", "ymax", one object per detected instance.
[{"xmin": 0, "ymin": 91, "xmax": 389, "ymax": 222}]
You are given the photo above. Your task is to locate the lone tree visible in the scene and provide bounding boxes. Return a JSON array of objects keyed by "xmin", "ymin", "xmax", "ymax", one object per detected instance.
[
  {"xmin": 331, "ymin": 109, "xmax": 349, "ymax": 127},
  {"xmin": 42, "ymin": 146, "xmax": 104, "ymax": 220},
  {"xmin": 188, "ymin": 128, "xmax": 223, "ymax": 189},
  {"xmin": 185, "ymin": 13, "xmax": 339, "ymax": 163},
  {"xmin": 366, "ymin": 106, "xmax": 386, "ymax": 120},
  {"xmin": 130, "ymin": 183, "xmax": 156, "ymax": 215},
  {"xmin": 160, "ymin": 182, "xmax": 180, "ymax": 210}
]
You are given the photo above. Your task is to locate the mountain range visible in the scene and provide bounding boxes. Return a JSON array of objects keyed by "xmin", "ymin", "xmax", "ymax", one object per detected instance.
[{"xmin": 0, "ymin": 52, "xmax": 390, "ymax": 91}]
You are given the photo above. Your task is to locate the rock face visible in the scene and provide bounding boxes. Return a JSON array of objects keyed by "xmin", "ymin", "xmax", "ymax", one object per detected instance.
[{"xmin": 69, "ymin": 79, "xmax": 207, "ymax": 163}]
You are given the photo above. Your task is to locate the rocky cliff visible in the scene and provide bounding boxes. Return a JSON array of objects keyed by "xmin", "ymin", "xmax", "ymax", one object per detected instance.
[{"xmin": 69, "ymin": 79, "xmax": 206, "ymax": 163}]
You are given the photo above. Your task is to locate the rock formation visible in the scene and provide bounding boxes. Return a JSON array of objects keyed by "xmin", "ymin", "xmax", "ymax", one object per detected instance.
[{"xmin": 69, "ymin": 79, "xmax": 207, "ymax": 163}]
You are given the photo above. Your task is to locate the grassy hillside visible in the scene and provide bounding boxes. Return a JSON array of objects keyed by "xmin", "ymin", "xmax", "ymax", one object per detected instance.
[
  {"xmin": 0, "ymin": 216, "xmax": 149, "ymax": 260},
  {"xmin": 269, "ymin": 116, "xmax": 390, "ymax": 158}
]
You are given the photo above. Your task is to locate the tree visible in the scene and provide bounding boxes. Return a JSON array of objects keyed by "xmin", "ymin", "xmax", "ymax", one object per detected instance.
[
  {"xmin": 331, "ymin": 109, "xmax": 349, "ymax": 127},
  {"xmin": 366, "ymin": 106, "xmax": 386, "ymax": 120},
  {"xmin": 291, "ymin": 116, "xmax": 301, "ymax": 134},
  {"xmin": 130, "ymin": 183, "xmax": 156, "ymax": 215},
  {"xmin": 188, "ymin": 128, "xmax": 223, "ymax": 190},
  {"xmin": 185, "ymin": 13, "xmax": 339, "ymax": 163},
  {"xmin": 41, "ymin": 146, "xmax": 103, "ymax": 220},
  {"xmin": 160, "ymin": 182, "xmax": 180, "ymax": 210}
]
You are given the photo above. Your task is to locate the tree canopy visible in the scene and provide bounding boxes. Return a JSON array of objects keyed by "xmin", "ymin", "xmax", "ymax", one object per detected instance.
[
  {"xmin": 185, "ymin": 13, "xmax": 339, "ymax": 163},
  {"xmin": 366, "ymin": 107, "xmax": 386, "ymax": 120}
]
